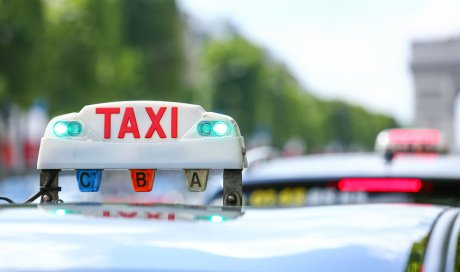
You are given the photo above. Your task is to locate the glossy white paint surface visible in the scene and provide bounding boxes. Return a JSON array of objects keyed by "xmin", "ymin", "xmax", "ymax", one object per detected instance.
[{"xmin": 0, "ymin": 204, "xmax": 443, "ymax": 271}]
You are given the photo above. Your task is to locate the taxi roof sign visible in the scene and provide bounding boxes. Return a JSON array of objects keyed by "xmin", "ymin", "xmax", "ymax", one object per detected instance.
[
  {"xmin": 36, "ymin": 101, "xmax": 247, "ymax": 207},
  {"xmin": 375, "ymin": 128, "xmax": 447, "ymax": 160},
  {"xmin": 38, "ymin": 101, "xmax": 246, "ymax": 170}
]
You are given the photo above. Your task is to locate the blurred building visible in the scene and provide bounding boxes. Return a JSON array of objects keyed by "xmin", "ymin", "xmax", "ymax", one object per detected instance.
[
  {"xmin": 0, "ymin": 103, "xmax": 48, "ymax": 176},
  {"xmin": 411, "ymin": 36, "xmax": 460, "ymax": 151}
]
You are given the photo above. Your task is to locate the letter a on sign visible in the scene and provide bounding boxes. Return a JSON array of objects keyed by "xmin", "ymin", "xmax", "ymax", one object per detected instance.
[
  {"xmin": 184, "ymin": 169, "xmax": 209, "ymax": 192},
  {"xmin": 130, "ymin": 169, "xmax": 155, "ymax": 192}
]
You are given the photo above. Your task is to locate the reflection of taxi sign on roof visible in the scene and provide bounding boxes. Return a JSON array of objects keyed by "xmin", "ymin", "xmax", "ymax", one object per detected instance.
[
  {"xmin": 37, "ymin": 101, "xmax": 247, "ymax": 206},
  {"xmin": 375, "ymin": 128, "xmax": 447, "ymax": 162}
]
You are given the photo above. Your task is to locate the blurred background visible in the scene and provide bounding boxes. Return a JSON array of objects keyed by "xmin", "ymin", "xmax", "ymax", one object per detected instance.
[{"xmin": 0, "ymin": 0, "xmax": 459, "ymax": 203}]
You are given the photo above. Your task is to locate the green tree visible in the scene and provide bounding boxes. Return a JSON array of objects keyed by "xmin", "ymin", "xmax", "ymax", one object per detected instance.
[
  {"xmin": 202, "ymin": 35, "xmax": 398, "ymax": 151},
  {"xmin": 0, "ymin": 0, "xmax": 45, "ymax": 106},
  {"xmin": 39, "ymin": 0, "xmax": 186, "ymax": 114},
  {"xmin": 121, "ymin": 0, "xmax": 185, "ymax": 101},
  {"xmin": 203, "ymin": 35, "xmax": 264, "ymax": 135}
]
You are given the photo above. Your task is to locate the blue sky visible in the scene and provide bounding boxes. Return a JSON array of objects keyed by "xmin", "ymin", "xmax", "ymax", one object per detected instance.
[{"xmin": 178, "ymin": 0, "xmax": 460, "ymax": 124}]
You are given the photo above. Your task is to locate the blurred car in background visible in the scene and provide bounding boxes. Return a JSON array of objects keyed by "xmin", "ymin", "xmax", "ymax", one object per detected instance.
[{"xmin": 208, "ymin": 128, "xmax": 460, "ymax": 207}]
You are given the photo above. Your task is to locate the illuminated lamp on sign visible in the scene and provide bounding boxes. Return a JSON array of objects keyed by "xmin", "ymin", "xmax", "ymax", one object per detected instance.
[
  {"xmin": 212, "ymin": 121, "xmax": 229, "ymax": 136},
  {"xmin": 130, "ymin": 169, "xmax": 155, "ymax": 192},
  {"xmin": 338, "ymin": 178, "xmax": 422, "ymax": 193},
  {"xmin": 76, "ymin": 169, "xmax": 103, "ymax": 192},
  {"xmin": 195, "ymin": 215, "xmax": 225, "ymax": 223},
  {"xmin": 197, "ymin": 121, "xmax": 230, "ymax": 137},
  {"xmin": 53, "ymin": 121, "xmax": 82, "ymax": 137},
  {"xmin": 388, "ymin": 129, "xmax": 439, "ymax": 145},
  {"xmin": 198, "ymin": 121, "xmax": 212, "ymax": 136}
]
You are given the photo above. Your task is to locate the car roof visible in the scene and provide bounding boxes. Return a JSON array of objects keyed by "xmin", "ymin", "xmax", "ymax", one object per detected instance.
[
  {"xmin": 0, "ymin": 203, "xmax": 444, "ymax": 271},
  {"xmin": 244, "ymin": 153, "xmax": 460, "ymax": 182}
]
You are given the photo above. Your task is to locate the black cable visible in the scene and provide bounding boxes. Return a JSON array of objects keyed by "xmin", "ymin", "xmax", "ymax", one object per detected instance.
[
  {"xmin": 0, "ymin": 171, "xmax": 63, "ymax": 205},
  {"xmin": 24, "ymin": 187, "xmax": 61, "ymax": 203},
  {"xmin": 0, "ymin": 196, "xmax": 15, "ymax": 204},
  {"xmin": 24, "ymin": 191, "xmax": 43, "ymax": 204},
  {"xmin": 23, "ymin": 170, "xmax": 60, "ymax": 204}
]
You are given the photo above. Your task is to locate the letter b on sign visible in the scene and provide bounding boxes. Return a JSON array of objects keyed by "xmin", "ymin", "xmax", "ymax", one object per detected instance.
[{"xmin": 130, "ymin": 169, "xmax": 155, "ymax": 192}]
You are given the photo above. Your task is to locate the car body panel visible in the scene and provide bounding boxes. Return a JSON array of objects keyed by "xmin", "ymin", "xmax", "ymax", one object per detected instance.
[
  {"xmin": 0, "ymin": 203, "xmax": 445, "ymax": 271},
  {"xmin": 244, "ymin": 153, "xmax": 460, "ymax": 183},
  {"xmin": 206, "ymin": 153, "xmax": 460, "ymax": 207}
]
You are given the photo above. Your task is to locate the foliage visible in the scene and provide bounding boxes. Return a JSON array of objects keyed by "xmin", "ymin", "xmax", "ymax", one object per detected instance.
[
  {"xmin": 202, "ymin": 35, "xmax": 398, "ymax": 151},
  {"xmin": 0, "ymin": 0, "xmax": 398, "ymax": 151},
  {"xmin": 0, "ymin": 0, "xmax": 185, "ymax": 114},
  {"xmin": 0, "ymin": 0, "xmax": 45, "ymax": 106}
]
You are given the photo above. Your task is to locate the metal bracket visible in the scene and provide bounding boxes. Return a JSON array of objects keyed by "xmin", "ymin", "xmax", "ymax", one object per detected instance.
[
  {"xmin": 223, "ymin": 169, "xmax": 243, "ymax": 207},
  {"xmin": 39, "ymin": 169, "xmax": 61, "ymax": 203},
  {"xmin": 384, "ymin": 149, "xmax": 394, "ymax": 164}
]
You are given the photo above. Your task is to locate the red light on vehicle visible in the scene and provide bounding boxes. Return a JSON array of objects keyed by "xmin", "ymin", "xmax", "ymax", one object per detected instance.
[
  {"xmin": 130, "ymin": 169, "xmax": 155, "ymax": 192},
  {"xmin": 338, "ymin": 178, "xmax": 422, "ymax": 192},
  {"xmin": 388, "ymin": 129, "xmax": 439, "ymax": 145}
]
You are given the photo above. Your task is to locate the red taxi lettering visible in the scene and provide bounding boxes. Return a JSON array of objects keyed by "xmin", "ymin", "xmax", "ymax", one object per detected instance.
[
  {"xmin": 171, "ymin": 106, "xmax": 178, "ymax": 138},
  {"xmin": 118, "ymin": 211, "xmax": 137, "ymax": 218},
  {"xmin": 95, "ymin": 106, "xmax": 178, "ymax": 139},
  {"xmin": 102, "ymin": 211, "xmax": 138, "ymax": 218},
  {"xmin": 145, "ymin": 107, "xmax": 166, "ymax": 138},
  {"xmin": 143, "ymin": 212, "xmax": 175, "ymax": 221},
  {"xmin": 103, "ymin": 210, "xmax": 176, "ymax": 220},
  {"xmin": 146, "ymin": 212, "xmax": 161, "ymax": 219},
  {"xmin": 118, "ymin": 107, "xmax": 140, "ymax": 139},
  {"xmin": 95, "ymin": 107, "xmax": 120, "ymax": 139}
]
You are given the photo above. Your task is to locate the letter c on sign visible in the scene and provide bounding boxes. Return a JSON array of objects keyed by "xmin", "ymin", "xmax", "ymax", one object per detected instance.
[{"xmin": 80, "ymin": 172, "xmax": 91, "ymax": 188}]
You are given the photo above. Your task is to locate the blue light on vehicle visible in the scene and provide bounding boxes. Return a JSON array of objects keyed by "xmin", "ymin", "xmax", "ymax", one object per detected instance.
[
  {"xmin": 51, "ymin": 208, "xmax": 68, "ymax": 216},
  {"xmin": 53, "ymin": 121, "xmax": 83, "ymax": 137},
  {"xmin": 53, "ymin": 122, "xmax": 68, "ymax": 137},
  {"xmin": 210, "ymin": 215, "xmax": 224, "ymax": 223},
  {"xmin": 195, "ymin": 215, "xmax": 225, "ymax": 223},
  {"xmin": 49, "ymin": 208, "xmax": 79, "ymax": 216},
  {"xmin": 198, "ymin": 121, "xmax": 212, "ymax": 136},
  {"xmin": 212, "ymin": 121, "xmax": 228, "ymax": 136},
  {"xmin": 76, "ymin": 169, "xmax": 103, "ymax": 192},
  {"xmin": 197, "ymin": 121, "xmax": 230, "ymax": 137},
  {"xmin": 67, "ymin": 122, "xmax": 82, "ymax": 136}
]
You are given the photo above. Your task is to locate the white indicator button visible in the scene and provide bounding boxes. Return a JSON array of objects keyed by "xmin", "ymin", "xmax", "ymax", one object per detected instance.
[{"xmin": 184, "ymin": 169, "xmax": 209, "ymax": 192}]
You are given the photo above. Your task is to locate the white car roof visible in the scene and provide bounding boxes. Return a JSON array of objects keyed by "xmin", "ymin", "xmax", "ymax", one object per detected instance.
[
  {"xmin": 245, "ymin": 153, "xmax": 460, "ymax": 181},
  {"xmin": 0, "ymin": 204, "xmax": 444, "ymax": 271}
]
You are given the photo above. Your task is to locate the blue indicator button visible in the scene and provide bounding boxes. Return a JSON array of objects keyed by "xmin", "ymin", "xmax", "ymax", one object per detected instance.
[{"xmin": 76, "ymin": 169, "xmax": 103, "ymax": 192}]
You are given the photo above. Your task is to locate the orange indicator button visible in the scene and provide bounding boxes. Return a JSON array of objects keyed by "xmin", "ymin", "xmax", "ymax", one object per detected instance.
[{"xmin": 130, "ymin": 169, "xmax": 155, "ymax": 192}]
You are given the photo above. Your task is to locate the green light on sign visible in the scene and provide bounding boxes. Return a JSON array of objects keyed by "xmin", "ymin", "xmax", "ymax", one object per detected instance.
[
  {"xmin": 198, "ymin": 121, "xmax": 212, "ymax": 136},
  {"xmin": 67, "ymin": 122, "xmax": 82, "ymax": 136},
  {"xmin": 195, "ymin": 215, "xmax": 226, "ymax": 223},
  {"xmin": 212, "ymin": 121, "xmax": 228, "ymax": 136},
  {"xmin": 197, "ymin": 121, "xmax": 231, "ymax": 137},
  {"xmin": 53, "ymin": 121, "xmax": 82, "ymax": 137},
  {"xmin": 210, "ymin": 215, "xmax": 224, "ymax": 223}
]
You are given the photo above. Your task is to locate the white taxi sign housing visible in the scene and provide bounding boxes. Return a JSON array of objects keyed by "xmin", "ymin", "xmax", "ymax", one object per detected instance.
[{"xmin": 38, "ymin": 101, "xmax": 246, "ymax": 170}]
